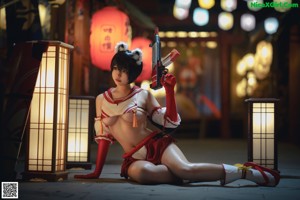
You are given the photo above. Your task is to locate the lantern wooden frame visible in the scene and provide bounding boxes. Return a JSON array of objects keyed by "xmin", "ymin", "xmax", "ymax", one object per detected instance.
[
  {"xmin": 66, "ymin": 96, "xmax": 95, "ymax": 170},
  {"xmin": 23, "ymin": 41, "xmax": 73, "ymax": 181},
  {"xmin": 245, "ymin": 98, "xmax": 279, "ymax": 171}
]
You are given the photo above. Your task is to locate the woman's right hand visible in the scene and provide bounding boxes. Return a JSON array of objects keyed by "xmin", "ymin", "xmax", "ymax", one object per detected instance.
[{"xmin": 161, "ymin": 74, "xmax": 176, "ymax": 92}]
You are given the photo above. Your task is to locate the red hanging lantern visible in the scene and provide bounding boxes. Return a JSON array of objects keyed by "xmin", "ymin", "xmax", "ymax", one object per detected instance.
[
  {"xmin": 90, "ymin": 6, "xmax": 131, "ymax": 70},
  {"xmin": 131, "ymin": 37, "xmax": 152, "ymax": 82}
]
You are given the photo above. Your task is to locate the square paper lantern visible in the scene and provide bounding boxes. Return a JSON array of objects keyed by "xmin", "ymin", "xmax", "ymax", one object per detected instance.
[
  {"xmin": 245, "ymin": 98, "xmax": 279, "ymax": 171},
  {"xmin": 67, "ymin": 96, "xmax": 95, "ymax": 169},
  {"xmin": 23, "ymin": 41, "xmax": 73, "ymax": 181}
]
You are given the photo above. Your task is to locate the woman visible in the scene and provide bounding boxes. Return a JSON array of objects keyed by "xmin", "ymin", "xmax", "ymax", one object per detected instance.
[{"xmin": 74, "ymin": 42, "xmax": 280, "ymax": 186}]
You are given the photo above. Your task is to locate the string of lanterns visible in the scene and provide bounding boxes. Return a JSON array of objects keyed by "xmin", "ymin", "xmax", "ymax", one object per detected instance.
[
  {"xmin": 172, "ymin": 0, "xmax": 285, "ymax": 98},
  {"xmin": 173, "ymin": 0, "xmax": 292, "ymax": 33},
  {"xmin": 236, "ymin": 40, "xmax": 273, "ymax": 98}
]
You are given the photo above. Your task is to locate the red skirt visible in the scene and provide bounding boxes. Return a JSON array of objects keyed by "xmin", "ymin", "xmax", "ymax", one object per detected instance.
[{"xmin": 120, "ymin": 133, "xmax": 175, "ymax": 179}]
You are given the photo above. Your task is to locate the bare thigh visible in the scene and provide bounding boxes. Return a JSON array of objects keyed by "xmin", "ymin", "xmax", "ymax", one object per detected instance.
[
  {"xmin": 127, "ymin": 142, "xmax": 223, "ymax": 184},
  {"xmin": 126, "ymin": 142, "xmax": 190, "ymax": 184},
  {"xmin": 127, "ymin": 160, "xmax": 181, "ymax": 184},
  {"xmin": 161, "ymin": 143, "xmax": 223, "ymax": 181}
]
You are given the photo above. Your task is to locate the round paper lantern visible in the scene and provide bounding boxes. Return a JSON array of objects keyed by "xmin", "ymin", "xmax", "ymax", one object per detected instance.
[
  {"xmin": 253, "ymin": 62, "xmax": 271, "ymax": 80},
  {"xmin": 236, "ymin": 59, "xmax": 247, "ymax": 76},
  {"xmin": 243, "ymin": 53, "xmax": 255, "ymax": 71},
  {"xmin": 254, "ymin": 40, "xmax": 273, "ymax": 79},
  {"xmin": 218, "ymin": 12, "xmax": 233, "ymax": 30},
  {"xmin": 193, "ymin": 8, "xmax": 209, "ymax": 26},
  {"xmin": 175, "ymin": 0, "xmax": 192, "ymax": 9},
  {"xmin": 198, "ymin": 0, "xmax": 215, "ymax": 9},
  {"xmin": 173, "ymin": 5, "xmax": 189, "ymax": 20},
  {"xmin": 256, "ymin": 40, "xmax": 273, "ymax": 66},
  {"xmin": 240, "ymin": 13, "xmax": 255, "ymax": 32},
  {"xmin": 131, "ymin": 37, "xmax": 152, "ymax": 82},
  {"xmin": 264, "ymin": 17, "xmax": 279, "ymax": 35},
  {"xmin": 90, "ymin": 6, "xmax": 131, "ymax": 70},
  {"xmin": 221, "ymin": 0, "xmax": 237, "ymax": 12},
  {"xmin": 236, "ymin": 78, "xmax": 247, "ymax": 98}
]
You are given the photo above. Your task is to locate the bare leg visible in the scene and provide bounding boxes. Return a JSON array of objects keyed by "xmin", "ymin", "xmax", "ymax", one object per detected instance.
[
  {"xmin": 161, "ymin": 143, "xmax": 224, "ymax": 182},
  {"xmin": 161, "ymin": 143, "xmax": 279, "ymax": 186},
  {"xmin": 127, "ymin": 143, "xmax": 279, "ymax": 186},
  {"xmin": 127, "ymin": 143, "xmax": 224, "ymax": 184},
  {"xmin": 127, "ymin": 160, "xmax": 182, "ymax": 184}
]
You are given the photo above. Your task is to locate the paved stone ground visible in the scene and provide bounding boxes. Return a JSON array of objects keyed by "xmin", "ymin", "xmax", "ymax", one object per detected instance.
[{"xmin": 16, "ymin": 139, "xmax": 300, "ymax": 200}]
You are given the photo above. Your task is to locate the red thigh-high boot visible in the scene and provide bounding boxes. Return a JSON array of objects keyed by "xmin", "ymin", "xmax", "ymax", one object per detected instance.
[
  {"xmin": 74, "ymin": 139, "xmax": 110, "ymax": 179},
  {"xmin": 161, "ymin": 74, "xmax": 178, "ymax": 122}
]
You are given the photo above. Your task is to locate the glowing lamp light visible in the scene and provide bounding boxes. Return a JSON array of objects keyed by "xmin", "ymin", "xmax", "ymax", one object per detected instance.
[
  {"xmin": 173, "ymin": 5, "xmax": 189, "ymax": 20},
  {"xmin": 67, "ymin": 96, "xmax": 94, "ymax": 169},
  {"xmin": 193, "ymin": 8, "xmax": 209, "ymax": 26},
  {"xmin": 245, "ymin": 98, "xmax": 279, "ymax": 171},
  {"xmin": 175, "ymin": 0, "xmax": 192, "ymax": 9},
  {"xmin": 38, "ymin": 4, "xmax": 47, "ymax": 27},
  {"xmin": 236, "ymin": 59, "xmax": 247, "ymax": 76},
  {"xmin": 141, "ymin": 80, "xmax": 165, "ymax": 98},
  {"xmin": 141, "ymin": 80, "xmax": 151, "ymax": 90},
  {"xmin": 131, "ymin": 37, "xmax": 152, "ymax": 82},
  {"xmin": 254, "ymin": 62, "xmax": 271, "ymax": 80},
  {"xmin": 256, "ymin": 40, "xmax": 273, "ymax": 66},
  {"xmin": 0, "ymin": 8, "xmax": 6, "ymax": 30},
  {"xmin": 48, "ymin": 0, "xmax": 65, "ymax": 4},
  {"xmin": 274, "ymin": 0, "xmax": 292, "ymax": 12},
  {"xmin": 241, "ymin": 13, "xmax": 256, "ymax": 32},
  {"xmin": 198, "ymin": 0, "xmax": 215, "ymax": 9},
  {"xmin": 48, "ymin": 0, "xmax": 66, "ymax": 7},
  {"xmin": 165, "ymin": 31, "xmax": 176, "ymax": 38},
  {"xmin": 90, "ymin": 6, "xmax": 131, "ymax": 70},
  {"xmin": 254, "ymin": 40, "xmax": 273, "ymax": 80},
  {"xmin": 206, "ymin": 41, "xmax": 217, "ymax": 49},
  {"xmin": 264, "ymin": 17, "xmax": 279, "ymax": 35},
  {"xmin": 244, "ymin": 72, "xmax": 257, "ymax": 96},
  {"xmin": 218, "ymin": 12, "xmax": 233, "ymax": 30},
  {"xmin": 236, "ymin": 78, "xmax": 247, "ymax": 98},
  {"xmin": 23, "ymin": 41, "xmax": 73, "ymax": 181},
  {"xmin": 247, "ymin": 0, "xmax": 264, "ymax": 11},
  {"xmin": 221, "ymin": 0, "xmax": 237, "ymax": 12},
  {"xmin": 177, "ymin": 31, "xmax": 188, "ymax": 38},
  {"xmin": 247, "ymin": 72, "xmax": 257, "ymax": 88},
  {"xmin": 243, "ymin": 53, "xmax": 255, "ymax": 71}
]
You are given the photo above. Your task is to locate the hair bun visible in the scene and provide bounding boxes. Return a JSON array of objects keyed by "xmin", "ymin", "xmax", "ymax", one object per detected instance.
[
  {"xmin": 132, "ymin": 48, "xmax": 143, "ymax": 65},
  {"xmin": 115, "ymin": 42, "xmax": 128, "ymax": 53}
]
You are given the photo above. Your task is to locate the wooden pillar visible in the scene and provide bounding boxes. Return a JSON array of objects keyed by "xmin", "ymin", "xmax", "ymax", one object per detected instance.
[
  {"xmin": 50, "ymin": 4, "xmax": 66, "ymax": 41},
  {"xmin": 218, "ymin": 31, "xmax": 246, "ymax": 139},
  {"xmin": 219, "ymin": 32, "xmax": 231, "ymax": 139},
  {"xmin": 289, "ymin": 25, "xmax": 300, "ymax": 145},
  {"xmin": 65, "ymin": 0, "xmax": 90, "ymax": 95},
  {"xmin": 71, "ymin": 0, "xmax": 90, "ymax": 95}
]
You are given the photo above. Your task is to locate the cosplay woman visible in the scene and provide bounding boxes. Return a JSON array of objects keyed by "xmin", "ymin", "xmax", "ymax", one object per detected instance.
[{"xmin": 74, "ymin": 42, "xmax": 280, "ymax": 186}]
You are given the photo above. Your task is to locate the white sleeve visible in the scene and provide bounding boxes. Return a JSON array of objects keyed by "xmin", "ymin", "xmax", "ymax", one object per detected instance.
[{"xmin": 151, "ymin": 107, "xmax": 181, "ymax": 128}]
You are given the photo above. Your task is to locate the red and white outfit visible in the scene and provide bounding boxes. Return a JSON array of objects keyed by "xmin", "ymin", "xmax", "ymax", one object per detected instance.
[{"xmin": 94, "ymin": 86, "xmax": 181, "ymax": 178}]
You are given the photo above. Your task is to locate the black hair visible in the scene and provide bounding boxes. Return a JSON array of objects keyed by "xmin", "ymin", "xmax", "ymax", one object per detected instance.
[{"xmin": 110, "ymin": 48, "xmax": 143, "ymax": 84}]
